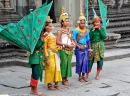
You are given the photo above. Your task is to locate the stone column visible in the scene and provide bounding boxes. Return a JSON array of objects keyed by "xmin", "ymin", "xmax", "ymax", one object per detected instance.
[
  {"xmin": 5, "ymin": 0, "xmax": 10, "ymax": 8},
  {"xmin": 35, "ymin": 0, "xmax": 42, "ymax": 8},
  {"xmin": 54, "ymin": 0, "xmax": 65, "ymax": 22}
]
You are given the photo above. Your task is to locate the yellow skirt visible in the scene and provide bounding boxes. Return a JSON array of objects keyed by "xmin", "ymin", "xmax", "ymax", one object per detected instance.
[{"xmin": 44, "ymin": 50, "xmax": 62, "ymax": 84}]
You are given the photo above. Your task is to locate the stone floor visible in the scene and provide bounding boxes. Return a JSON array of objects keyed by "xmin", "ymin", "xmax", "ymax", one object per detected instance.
[{"xmin": 0, "ymin": 56, "xmax": 130, "ymax": 96}]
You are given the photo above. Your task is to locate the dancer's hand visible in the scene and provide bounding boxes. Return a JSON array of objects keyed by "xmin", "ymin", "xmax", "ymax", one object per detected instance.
[
  {"xmin": 41, "ymin": 32, "xmax": 49, "ymax": 41},
  {"xmin": 79, "ymin": 45, "xmax": 86, "ymax": 50},
  {"xmin": 89, "ymin": 51, "xmax": 92, "ymax": 57},
  {"xmin": 68, "ymin": 45, "xmax": 75, "ymax": 49},
  {"xmin": 43, "ymin": 32, "xmax": 49, "ymax": 37},
  {"xmin": 45, "ymin": 59, "xmax": 50, "ymax": 66},
  {"xmin": 92, "ymin": 25, "xmax": 101, "ymax": 31}
]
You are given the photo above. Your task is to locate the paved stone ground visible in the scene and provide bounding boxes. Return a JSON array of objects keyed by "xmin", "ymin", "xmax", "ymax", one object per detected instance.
[{"xmin": 0, "ymin": 56, "xmax": 130, "ymax": 96}]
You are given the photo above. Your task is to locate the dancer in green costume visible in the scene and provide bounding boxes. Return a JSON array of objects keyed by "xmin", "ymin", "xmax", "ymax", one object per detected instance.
[
  {"xmin": 86, "ymin": 9, "xmax": 107, "ymax": 80},
  {"xmin": 0, "ymin": 1, "xmax": 53, "ymax": 95},
  {"xmin": 56, "ymin": 6, "xmax": 75, "ymax": 86}
]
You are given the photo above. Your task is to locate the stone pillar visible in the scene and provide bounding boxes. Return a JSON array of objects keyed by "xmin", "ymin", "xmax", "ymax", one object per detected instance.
[
  {"xmin": 54, "ymin": 0, "xmax": 65, "ymax": 22},
  {"xmin": 35, "ymin": 0, "xmax": 42, "ymax": 8},
  {"xmin": 5, "ymin": 0, "xmax": 10, "ymax": 8},
  {"xmin": 55, "ymin": 0, "xmax": 80, "ymax": 26}
]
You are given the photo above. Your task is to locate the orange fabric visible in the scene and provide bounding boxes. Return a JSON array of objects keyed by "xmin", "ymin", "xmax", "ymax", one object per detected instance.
[
  {"xmin": 93, "ymin": 17, "xmax": 101, "ymax": 23},
  {"xmin": 97, "ymin": 68, "xmax": 102, "ymax": 71},
  {"xmin": 30, "ymin": 78, "xmax": 38, "ymax": 87}
]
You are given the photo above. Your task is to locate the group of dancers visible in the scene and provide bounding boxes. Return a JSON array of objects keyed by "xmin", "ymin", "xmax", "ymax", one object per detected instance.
[{"xmin": 28, "ymin": 5, "xmax": 107, "ymax": 96}]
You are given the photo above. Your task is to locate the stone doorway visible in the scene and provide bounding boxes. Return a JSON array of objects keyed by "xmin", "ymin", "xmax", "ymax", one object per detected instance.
[{"xmin": 42, "ymin": 0, "xmax": 56, "ymax": 23}]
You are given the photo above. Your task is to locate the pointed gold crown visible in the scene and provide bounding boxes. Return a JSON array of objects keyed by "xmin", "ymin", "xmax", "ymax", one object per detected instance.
[
  {"xmin": 78, "ymin": 0, "xmax": 86, "ymax": 21},
  {"xmin": 59, "ymin": 6, "xmax": 69, "ymax": 23},
  {"xmin": 46, "ymin": 16, "xmax": 53, "ymax": 23}
]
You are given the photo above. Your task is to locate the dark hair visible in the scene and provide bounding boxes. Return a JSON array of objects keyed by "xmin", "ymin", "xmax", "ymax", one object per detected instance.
[
  {"xmin": 60, "ymin": 18, "xmax": 69, "ymax": 28},
  {"xmin": 60, "ymin": 20, "xmax": 64, "ymax": 28}
]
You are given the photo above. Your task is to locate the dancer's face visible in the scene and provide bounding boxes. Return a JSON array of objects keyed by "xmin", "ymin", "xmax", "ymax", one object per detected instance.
[
  {"xmin": 62, "ymin": 18, "xmax": 69, "ymax": 27},
  {"xmin": 94, "ymin": 21, "xmax": 101, "ymax": 26},
  {"xmin": 46, "ymin": 23, "xmax": 53, "ymax": 32},
  {"xmin": 79, "ymin": 20, "xmax": 86, "ymax": 29}
]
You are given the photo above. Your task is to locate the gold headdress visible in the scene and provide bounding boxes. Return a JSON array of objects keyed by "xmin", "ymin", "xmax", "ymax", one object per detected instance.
[
  {"xmin": 46, "ymin": 16, "xmax": 53, "ymax": 23},
  {"xmin": 43, "ymin": 16, "xmax": 54, "ymax": 28},
  {"xmin": 59, "ymin": 6, "xmax": 69, "ymax": 23},
  {"xmin": 78, "ymin": 0, "xmax": 86, "ymax": 21}
]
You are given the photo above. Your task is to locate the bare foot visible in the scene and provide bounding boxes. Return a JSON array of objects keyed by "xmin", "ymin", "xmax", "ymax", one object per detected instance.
[
  {"xmin": 54, "ymin": 85, "xmax": 62, "ymax": 90},
  {"xmin": 66, "ymin": 81, "xmax": 71, "ymax": 86},
  {"xmin": 30, "ymin": 91, "xmax": 44, "ymax": 96},
  {"xmin": 86, "ymin": 74, "xmax": 88, "ymax": 79},
  {"xmin": 82, "ymin": 77, "xmax": 88, "ymax": 82},
  {"xmin": 62, "ymin": 80, "xmax": 71, "ymax": 86},
  {"xmin": 95, "ymin": 76, "xmax": 100, "ymax": 80},
  {"xmin": 79, "ymin": 78, "xmax": 85, "ymax": 82},
  {"xmin": 48, "ymin": 84, "xmax": 56, "ymax": 90},
  {"xmin": 48, "ymin": 86, "xmax": 56, "ymax": 90}
]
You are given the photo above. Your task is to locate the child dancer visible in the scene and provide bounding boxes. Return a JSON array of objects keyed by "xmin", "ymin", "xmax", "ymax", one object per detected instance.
[
  {"xmin": 56, "ymin": 6, "xmax": 75, "ymax": 86},
  {"xmin": 87, "ymin": 9, "xmax": 107, "ymax": 80},
  {"xmin": 43, "ymin": 16, "xmax": 62, "ymax": 90}
]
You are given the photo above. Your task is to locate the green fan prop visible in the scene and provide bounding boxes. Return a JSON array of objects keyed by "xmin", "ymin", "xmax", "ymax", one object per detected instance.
[
  {"xmin": 0, "ymin": 1, "xmax": 53, "ymax": 54},
  {"xmin": 98, "ymin": 0, "xmax": 109, "ymax": 33}
]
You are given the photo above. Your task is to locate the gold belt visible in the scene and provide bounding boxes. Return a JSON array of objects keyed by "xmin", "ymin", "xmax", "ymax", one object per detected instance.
[
  {"xmin": 63, "ymin": 47, "xmax": 73, "ymax": 51},
  {"xmin": 48, "ymin": 48, "xmax": 57, "ymax": 53}
]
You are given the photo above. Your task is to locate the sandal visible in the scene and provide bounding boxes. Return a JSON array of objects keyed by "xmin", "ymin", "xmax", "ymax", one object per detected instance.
[
  {"xmin": 79, "ymin": 76, "xmax": 85, "ymax": 82},
  {"xmin": 82, "ymin": 76, "xmax": 88, "ymax": 82},
  {"xmin": 62, "ymin": 79, "xmax": 71, "ymax": 86},
  {"xmin": 48, "ymin": 84, "xmax": 56, "ymax": 90},
  {"xmin": 54, "ymin": 85, "xmax": 62, "ymax": 90},
  {"xmin": 65, "ymin": 79, "xmax": 71, "ymax": 86}
]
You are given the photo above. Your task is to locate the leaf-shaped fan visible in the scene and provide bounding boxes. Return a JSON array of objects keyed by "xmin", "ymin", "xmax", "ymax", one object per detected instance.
[
  {"xmin": 98, "ymin": 0, "xmax": 108, "ymax": 33},
  {"xmin": 0, "ymin": 1, "xmax": 53, "ymax": 54}
]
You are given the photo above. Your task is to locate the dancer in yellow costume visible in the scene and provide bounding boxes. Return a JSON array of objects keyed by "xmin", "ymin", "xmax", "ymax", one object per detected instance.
[{"xmin": 43, "ymin": 16, "xmax": 62, "ymax": 90}]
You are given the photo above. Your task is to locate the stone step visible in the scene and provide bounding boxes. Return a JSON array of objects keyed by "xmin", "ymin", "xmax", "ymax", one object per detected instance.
[
  {"xmin": 117, "ymin": 38, "xmax": 130, "ymax": 43},
  {"xmin": 0, "ymin": 48, "xmax": 27, "ymax": 60},
  {"xmin": 0, "ymin": 13, "xmax": 22, "ymax": 25},
  {"xmin": 0, "ymin": 8, "xmax": 16, "ymax": 14},
  {"xmin": 116, "ymin": 42, "xmax": 130, "ymax": 48},
  {"xmin": 89, "ymin": 11, "xmax": 130, "ymax": 18},
  {"xmin": 0, "ymin": 52, "xmax": 27, "ymax": 59},
  {"xmin": 108, "ymin": 11, "xmax": 130, "ymax": 15},
  {"xmin": 0, "ymin": 14, "xmax": 21, "ymax": 18},
  {"xmin": 107, "ymin": 20, "xmax": 130, "ymax": 28},
  {"xmin": 0, "ymin": 18, "xmax": 21, "ymax": 22},
  {"xmin": 113, "ymin": 29, "xmax": 130, "ymax": 34},
  {"xmin": 109, "ymin": 16, "xmax": 130, "ymax": 22},
  {"xmin": 107, "ymin": 26, "xmax": 130, "ymax": 33},
  {"xmin": 0, "ymin": 21, "xmax": 19, "ymax": 25}
]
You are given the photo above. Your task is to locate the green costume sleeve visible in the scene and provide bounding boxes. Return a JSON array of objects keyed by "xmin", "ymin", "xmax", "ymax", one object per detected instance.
[
  {"xmin": 35, "ymin": 38, "xmax": 44, "ymax": 50},
  {"xmin": 99, "ymin": 27, "xmax": 107, "ymax": 40},
  {"xmin": 0, "ymin": 1, "xmax": 53, "ymax": 54},
  {"xmin": 89, "ymin": 29, "xmax": 94, "ymax": 41}
]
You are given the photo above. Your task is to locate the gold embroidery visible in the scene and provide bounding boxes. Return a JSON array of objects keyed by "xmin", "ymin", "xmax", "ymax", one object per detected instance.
[{"xmin": 76, "ymin": 27, "xmax": 87, "ymax": 33}]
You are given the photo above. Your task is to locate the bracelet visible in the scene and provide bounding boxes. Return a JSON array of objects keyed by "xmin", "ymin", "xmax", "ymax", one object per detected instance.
[
  {"xmin": 44, "ymin": 56, "xmax": 49, "ymax": 60},
  {"xmin": 62, "ymin": 44, "xmax": 65, "ymax": 48},
  {"xmin": 89, "ymin": 49, "xmax": 93, "ymax": 51}
]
